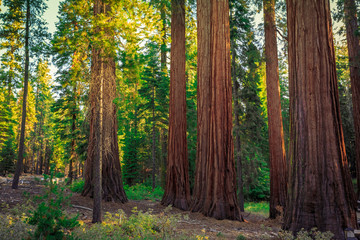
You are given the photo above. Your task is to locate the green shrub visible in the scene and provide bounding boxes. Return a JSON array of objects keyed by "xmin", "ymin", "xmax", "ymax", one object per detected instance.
[
  {"xmin": 72, "ymin": 206, "xmax": 188, "ymax": 240},
  {"xmin": 236, "ymin": 234, "xmax": 247, "ymax": 240},
  {"xmin": 278, "ymin": 228, "xmax": 334, "ymax": 240},
  {"xmin": 69, "ymin": 179, "xmax": 84, "ymax": 193},
  {"xmin": 124, "ymin": 183, "xmax": 164, "ymax": 201},
  {"xmin": 27, "ymin": 168, "xmax": 79, "ymax": 239},
  {"xmin": 0, "ymin": 214, "xmax": 33, "ymax": 239}
]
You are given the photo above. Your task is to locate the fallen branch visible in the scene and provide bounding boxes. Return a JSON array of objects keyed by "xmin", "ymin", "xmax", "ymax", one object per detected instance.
[{"xmin": 72, "ymin": 205, "xmax": 93, "ymax": 211}]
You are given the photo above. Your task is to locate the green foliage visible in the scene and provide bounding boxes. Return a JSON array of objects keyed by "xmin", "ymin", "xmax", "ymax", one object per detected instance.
[
  {"xmin": 72, "ymin": 207, "xmax": 188, "ymax": 240},
  {"xmin": 68, "ymin": 179, "xmax": 84, "ymax": 193},
  {"xmin": 124, "ymin": 183, "xmax": 164, "ymax": 201},
  {"xmin": 244, "ymin": 202, "xmax": 269, "ymax": 217},
  {"xmin": 335, "ymin": 42, "xmax": 357, "ymax": 176},
  {"xmin": 240, "ymin": 45, "xmax": 270, "ymax": 201},
  {"xmin": 278, "ymin": 228, "xmax": 334, "ymax": 240},
  {"xmin": 236, "ymin": 234, "xmax": 247, "ymax": 240},
  {"xmin": 230, "ymin": 0, "xmax": 270, "ymax": 202},
  {"xmin": 0, "ymin": 133, "xmax": 16, "ymax": 175},
  {"xmin": 121, "ymin": 125, "xmax": 142, "ymax": 185},
  {"xmin": 115, "ymin": 0, "xmax": 171, "ymax": 188},
  {"xmin": 51, "ymin": 0, "xmax": 90, "ymax": 174},
  {"xmin": 0, "ymin": 198, "xmax": 35, "ymax": 239},
  {"xmin": 27, "ymin": 168, "xmax": 79, "ymax": 239},
  {"xmin": 0, "ymin": 214, "xmax": 33, "ymax": 239},
  {"xmin": 0, "ymin": 0, "xmax": 24, "ymax": 89},
  {"xmin": 0, "ymin": 85, "xmax": 17, "ymax": 176}
]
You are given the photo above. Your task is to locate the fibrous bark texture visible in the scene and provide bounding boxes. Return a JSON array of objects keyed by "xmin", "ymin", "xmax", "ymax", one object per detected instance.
[
  {"xmin": 263, "ymin": 0, "xmax": 287, "ymax": 219},
  {"xmin": 344, "ymin": 0, "xmax": 360, "ymax": 200},
  {"xmin": 161, "ymin": 0, "xmax": 190, "ymax": 211},
  {"xmin": 82, "ymin": 0, "xmax": 127, "ymax": 204},
  {"xmin": 191, "ymin": 0, "xmax": 242, "ymax": 221},
  {"xmin": 284, "ymin": 0, "xmax": 357, "ymax": 238}
]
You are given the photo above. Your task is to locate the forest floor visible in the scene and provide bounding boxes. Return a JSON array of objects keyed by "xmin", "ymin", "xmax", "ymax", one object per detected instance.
[{"xmin": 0, "ymin": 175, "xmax": 282, "ymax": 239}]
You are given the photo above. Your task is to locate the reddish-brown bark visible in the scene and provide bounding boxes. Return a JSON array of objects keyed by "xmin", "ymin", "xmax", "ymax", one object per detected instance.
[
  {"xmin": 344, "ymin": 0, "xmax": 360, "ymax": 200},
  {"xmin": 82, "ymin": 0, "xmax": 127, "ymax": 205},
  {"xmin": 263, "ymin": 0, "xmax": 287, "ymax": 219},
  {"xmin": 161, "ymin": 0, "xmax": 190, "ymax": 211},
  {"xmin": 191, "ymin": 0, "xmax": 242, "ymax": 221},
  {"xmin": 284, "ymin": 0, "xmax": 357, "ymax": 238}
]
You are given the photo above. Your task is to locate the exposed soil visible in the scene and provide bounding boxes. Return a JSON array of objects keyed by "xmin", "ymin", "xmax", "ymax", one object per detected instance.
[{"xmin": 0, "ymin": 175, "xmax": 281, "ymax": 239}]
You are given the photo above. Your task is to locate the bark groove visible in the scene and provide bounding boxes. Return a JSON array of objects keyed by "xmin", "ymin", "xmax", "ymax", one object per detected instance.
[
  {"xmin": 284, "ymin": 0, "xmax": 357, "ymax": 238},
  {"xmin": 263, "ymin": 0, "xmax": 287, "ymax": 219},
  {"xmin": 82, "ymin": 0, "xmax": 127, "ymax": 203},
  {"xmin": 191, "ymin": 0, "xmax": 242, "ymax": 221},
  {"xmin": 161, "ymin": 0, "xmax": 191, "ymax": 211}
]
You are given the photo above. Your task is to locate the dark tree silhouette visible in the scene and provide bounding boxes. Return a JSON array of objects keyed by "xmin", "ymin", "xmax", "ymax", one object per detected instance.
[{"xmin": 12, "ymin": 0, "xmax": 30, "ymax": 190}]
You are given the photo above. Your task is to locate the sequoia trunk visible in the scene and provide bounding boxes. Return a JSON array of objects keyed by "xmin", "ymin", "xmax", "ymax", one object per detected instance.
[
  {"xmin": 191, "ymin": 0, "xmax": 242, "ymax": 220},
  {"xmin": 161, "ymin": 0, "xmax": 190, "ymax": 210},
  {"xmin": 82, "ymin": 0, "xmax": 127, "ymax": 204},
  {"xmin": 284, "ymin": 0, "xmax": 357, "ymax": 238},
  {"xmin": 263, "ymin": 0, "xmax": 287, "ymax": 219},
  {"xmin": 344, "ymin": 0, "xmax": 360, "ymax": 200}
]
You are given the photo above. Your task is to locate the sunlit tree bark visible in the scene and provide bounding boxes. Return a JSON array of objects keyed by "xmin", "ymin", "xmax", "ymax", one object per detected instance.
[
  {"xmin": 263, "ymin": 0, "xmax": 287, "ymax": 219},
  {"xmin": 191, "ymin": 0, "xmax": 242, "ymax": 220},
  {"xmin": 161, "ymin": 0, "xmax": 190, "ymax": 210}
]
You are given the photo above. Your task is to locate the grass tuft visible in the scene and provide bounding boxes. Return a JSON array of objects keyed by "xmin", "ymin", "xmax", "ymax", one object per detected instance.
[{"xmin": 244, "ymin": 202, "xmax": 269, "ymax": 217}]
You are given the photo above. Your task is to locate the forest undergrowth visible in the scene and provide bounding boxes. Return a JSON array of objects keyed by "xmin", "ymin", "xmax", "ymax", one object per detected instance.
[{"xmin": 0, "ymin": 174, "xmax": 335, "ymax": 240}]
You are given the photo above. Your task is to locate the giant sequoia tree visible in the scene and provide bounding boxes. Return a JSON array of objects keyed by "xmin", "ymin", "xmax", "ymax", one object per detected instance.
[
  {"xmin": 82, "ymin": 0, "xmax": 127, "ymax": 207},
  {"xmin": 263, "ymin": 0, "xmax": 287, "ymax": 219},
  {"xmin": 284, "ymin": 0, "xmax": 357, "ymax": 238},
  {"xmin": 344, "ymin": 0, "xmax": 360, "ymax": 200},
  {"xmin": 191, "ymin": 0, "xmax": 242, "ymax": 220},
  {"xmin": 161, "ymin": 0, "xmax": 190, "ymax": 211}
]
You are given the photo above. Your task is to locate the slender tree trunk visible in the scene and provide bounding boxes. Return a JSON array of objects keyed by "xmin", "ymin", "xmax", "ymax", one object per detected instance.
[
  {"xmin": 162, "ymin": 0, "xmax": 190, "ymax": 210},
  {"xmin": 12, "ymin": 0, "xmax": 30, "ymax": 189},
  {"xmin": 160, "ymin": 2, "xmax": 167, "ymax": 190},
  {"xmin": 284, "ymin": 0, "xmax": 357, "ymax": 238},
  {"xmin": 344, "ymin": 0, "xmax": 360, "ymax": 200},
  {"xmin": 68, "ymin": 85, "xmax": 77, "ymax": 185},
  {"xmin": 35, "ymin": 150, "xmax": 40, "ymax": 174},
  {"xmin": 39, "ymin": 139, "xmax": 43, "ymax": 175},
  {"xmin": 234, "ymin": 84, "xmax": 244, "ymax": 212},
  {"xmin": 161, "ymin": 2, "xmax": 167, "ymax": 73},
  {"xmin": 92, "ymin": 30, "xmax": 103, "ymax": 224},
  {"xmin": 8, "ymin": 61, "xmax": 13, "ymax": 101},
  {"xmin": 160, "ymin": 128, "xmax": 167, "ymax": 188},
  {"xmin": 152, "ymin": 86, "xmax": 156, "ymax": 190},
  {"xmin": 30, "ymin": 152, "xmax": 34, "ymax": 174},
  {"xmin": 232, "ymin": 69, "xmax": 244, "ymax": 212},
  {"xmin": 44, "ymin": 141, "xmax": 50, "ymax": 175},
  {"xmin": 131, "ymin": 85, "xmax": 139, "ymax": 185},
  {"xmin": 263, "ymin": 0, "xmax": 287, "ymax": 219},
  {"xmin": 230, "ymin": 34, "xmax": 245, "ymax": 212},
  {"xmin": 191, "ymin": 0, "xmax": 242, "ymax": 220}
]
